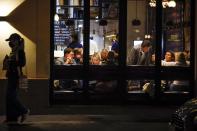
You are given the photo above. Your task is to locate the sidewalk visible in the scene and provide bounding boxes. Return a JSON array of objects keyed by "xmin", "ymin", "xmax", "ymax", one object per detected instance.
[
  {"xmin": 0, "ymin": 115, "xmax": 170, "ymax": 131},
  {"xmin": 0, "ymin": 105, "xmax": 177, "ymax": 131}
]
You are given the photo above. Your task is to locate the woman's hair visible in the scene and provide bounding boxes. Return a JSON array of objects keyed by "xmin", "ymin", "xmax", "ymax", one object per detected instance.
[
  {"xmin": 100, "ymin": 49, "xmax": 109, "ymax": 60},
  {"xmin": 91, "ymin": 53, "xmax": 101, "ymax": 64},
  {"xmin": 107, "ymin": 51, "xmax": 115, "ymax": 59},
  {"xmin": 73, "ymin": 48, "xmax": 81, "ymax": 55},
  {"xmin": 18, "ymin": 38, "xmax": 24, "ymax": 50},
  {"xmin": 177, "ymin": 52, "xmax": 187, "ymax": 65},
  {"xmin": 17, "ymin": 37, "xmax": 26, "ymax": 74},
  {"xmin": 64, "ymin": 48, "xmax": 73, "ymax": 55},
  {"xmin": 167, "ymin": 50, "xmax": 175, "ymax": 61},
  {"xmin": 141, "ymin": 40, "xmax": 151, "ymax": 48}
]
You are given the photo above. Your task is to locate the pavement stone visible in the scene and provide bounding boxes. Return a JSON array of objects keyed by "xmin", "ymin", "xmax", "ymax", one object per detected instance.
[
  {"xmin": 0, "ymin": 115, "xmax": 170, "ymax": 131},
  {"xmin": 0, "ymin": 105, "xmax": 177, "ymax": 131}
]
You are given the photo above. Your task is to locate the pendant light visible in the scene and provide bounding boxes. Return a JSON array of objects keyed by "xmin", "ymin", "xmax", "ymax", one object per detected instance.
[{"xmin": 132, "ymin": 0, "xmax": 141, "ymax": 26}]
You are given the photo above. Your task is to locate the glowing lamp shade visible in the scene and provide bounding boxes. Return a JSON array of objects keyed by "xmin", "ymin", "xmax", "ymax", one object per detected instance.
[
  {"xmin": 0, "ymin": 0, "xmax": 25, "ymax": 16},
  {"xmin": 168, "ymin": 0, "xmax": 176, "ymax": 7},
  {"xmin": 54, "ymin": 14, "xmax": 59, "ymax": 21}
]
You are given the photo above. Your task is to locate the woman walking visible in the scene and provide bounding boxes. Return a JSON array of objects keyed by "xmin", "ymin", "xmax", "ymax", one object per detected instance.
[{"xmin": 3, "ymin": 33, "xmax": 29, "ymax": 124}]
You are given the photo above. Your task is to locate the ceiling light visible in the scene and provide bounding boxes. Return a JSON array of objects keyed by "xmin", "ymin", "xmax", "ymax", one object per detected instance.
[
  {"xmin": 54, "ymin": 14, "xmax": 59, "ymax": 21},
  {"xmin": 149, "ymin": 0, "xmax": 176, "ymax": 8},
  {"xmin": 168, "ymin": 0, "xmax": 176, "ymax": 7},
  {"xmin": 0, "ymin": 0, "xmax": 25, "ymax": 16}
]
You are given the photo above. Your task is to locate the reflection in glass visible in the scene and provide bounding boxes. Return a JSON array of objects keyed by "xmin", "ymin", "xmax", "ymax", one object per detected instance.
[
  {"xmin": 53, "ymin": 79, "xmax": 83, "ymax": 92},
  {"xmin": 128, "ymin": 80, "xmax": 155, "ymax": 92},
  {"xmin": 89, "ymin": 80, "xmax": 117, "ymax": 94},
  {"xmin": 127, "ymin": 80, "xmax": 155, "ymax": 98},
  {"xmin": 161, "ymin": 80, "xmax": 189, "ymax": 93}
]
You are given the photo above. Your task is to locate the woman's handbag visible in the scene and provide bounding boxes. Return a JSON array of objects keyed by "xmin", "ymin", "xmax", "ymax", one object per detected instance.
[{"xmin": 19, "ymin": 75, "xmax": 28, "ymax": 91}]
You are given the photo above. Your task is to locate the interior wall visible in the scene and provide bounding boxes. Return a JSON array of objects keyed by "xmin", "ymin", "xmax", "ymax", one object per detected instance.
[
  {"xmin": 0, "ymin": 0, "xmax": 50, "ymax": 78},
  {"xmin": 127, "ymin": 0, "xmax": 146, "ymax": 54}
]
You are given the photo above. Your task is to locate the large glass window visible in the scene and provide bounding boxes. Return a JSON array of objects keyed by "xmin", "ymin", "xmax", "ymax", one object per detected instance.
[
  {"xmin": 158, "ymin": 0, "xmax": 192, "ymax": 99},
  {"xmin": 54, "ymin": 0, "xmax": 84, "ymax": 66},
  {"xmin": 161, "ymin": 0, "xmax": 191, "ymax": 67},
  {"xmin": 127, "ymin": 0, "xmax": 156, "ymax": 66},
  {"xmin": 89, "ymin": 0, "xmax": 119, "ymax": 66},
  {"xmin": 51, "ymin": 0, "xmax": 194, "ymax": 103}
]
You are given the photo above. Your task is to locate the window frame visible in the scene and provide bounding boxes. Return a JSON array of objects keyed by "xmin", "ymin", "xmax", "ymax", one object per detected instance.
[{"xmin": 50, "ymin": 0, "xmax": 195, "ymax": 104}]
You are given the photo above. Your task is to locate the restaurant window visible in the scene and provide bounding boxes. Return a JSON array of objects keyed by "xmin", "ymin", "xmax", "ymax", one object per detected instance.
[
  {"xmin": 51, "ymin": 0, "xmax": 194, "ymax": 103},
  {"xmin": 54, "ymin": 0, "xmax": 84, "ymax": 66},
  {"xmin": 89, "ymin": 0, "xmax": 119, "ymax": 66},
  {"xmin": 161, "ymin": 0, "xmax": 191, "ymax": 67},
  {"xmin": 126, "ymin": 0, "xmax": 156, "ymax": 66},
  {"xmin": 158, "ymin": 0, "xmax": 192, "ymax": 99}
]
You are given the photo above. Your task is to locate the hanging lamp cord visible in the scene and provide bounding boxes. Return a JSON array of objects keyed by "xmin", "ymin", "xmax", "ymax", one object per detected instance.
[{"xmin": 136, "ymin": 0, "xmax": 138, "ymax": 19}]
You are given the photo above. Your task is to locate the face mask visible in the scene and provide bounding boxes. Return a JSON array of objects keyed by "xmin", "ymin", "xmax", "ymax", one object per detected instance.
[
  {"xmin": 9, "ymin": 40, "xmax": 18, "ymax": 49},
  {"xmin": 9, "ymin": 42, "xmax": 15, "ymax": 48}
]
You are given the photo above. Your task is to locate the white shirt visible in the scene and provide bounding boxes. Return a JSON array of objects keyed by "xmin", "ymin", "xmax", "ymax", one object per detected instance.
[{"xmin": 161, "ymin": 60, "xmax": 176, "ymax": 66}]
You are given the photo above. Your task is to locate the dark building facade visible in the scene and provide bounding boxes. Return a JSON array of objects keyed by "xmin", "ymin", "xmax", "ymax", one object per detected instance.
[
  {"xmin": 0, "ymin": 0, "xmax": 197, "ymax": 114},
  {"xmin": 51, "ymin": 0, "xmax": 195, "ymax": 104}
]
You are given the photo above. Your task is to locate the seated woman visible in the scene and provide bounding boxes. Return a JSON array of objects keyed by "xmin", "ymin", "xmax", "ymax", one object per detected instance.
[
  {"xmin": 162, "ymin": 50, "xmax": 176, "ymax": 66},
  {"xmin": 100, "ymin": 49, "xmax": 109, "ymax": 65},
  {"xmin": 73, "ymin": 48, "xmax": 83, "ymax": 64},
  {"xmin": 175, "ymin": 52, "xmax": 188, "ymax": 66},
  {"xmin": 91, "ymin": 53, "xmax": 101, "ymax": 65}
]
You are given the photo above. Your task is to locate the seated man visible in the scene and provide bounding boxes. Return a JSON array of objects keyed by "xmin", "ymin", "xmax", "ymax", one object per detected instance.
[
  {"xmin": 54, "ymin": 48, "xmax": 76, "ymax": 65},
  {"xmin": 64, "ymin": 48, "xmax": 76, "ymax": 65}
]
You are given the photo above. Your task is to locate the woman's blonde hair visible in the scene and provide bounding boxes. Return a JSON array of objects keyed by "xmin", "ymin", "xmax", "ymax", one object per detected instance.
[{"xmin": 91, "ymin": 53, "xmax": 101, "ymax": 64}]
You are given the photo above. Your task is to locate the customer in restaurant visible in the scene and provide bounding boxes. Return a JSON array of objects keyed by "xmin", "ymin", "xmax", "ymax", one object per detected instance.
[
  {"xmin": 67, "ymin": 33, "xmax": 83, "ymax": 49},
  {"xmin": 100, "ymin": 49, "xmax": 109, "ymax": 65},
  {"xmin": 64, "ymin": 48, "xmax": 76, "ymax": 65},
  {"xmin": 161, "ymin": 50, "xmax": 176, "ymax": 66},
  {"xmin": 127, "ymin": 40, "xmax": 152, "ymax": 65},
  {"xmin": 111, "ymin": 34, "xmax": 119, "ymax": 54}
]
